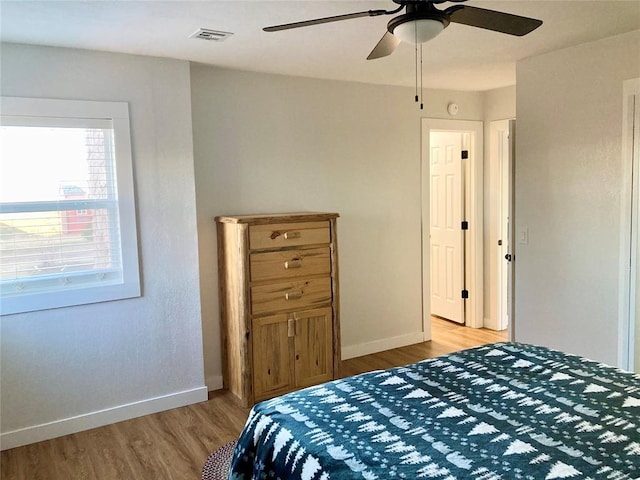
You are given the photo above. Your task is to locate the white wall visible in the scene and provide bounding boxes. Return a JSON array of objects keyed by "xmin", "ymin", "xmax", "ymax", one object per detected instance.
[
  {"xmin": 0, "ymin": 44, "xmax": 207, "ymax": 449},
  {"xmin": 482, "ymin": 86, "xmax": 516, "ymax": 329},
  {"xmin": 190, "ymin": 65, "xmax": 484, "ymax": 387},
  {"xmin": 515, "ymin": 30, "xmax": 640, "ymax": 365},
  {"xmin": 483, "ymin": 86, "xmax": 516, "ymax": 124}
]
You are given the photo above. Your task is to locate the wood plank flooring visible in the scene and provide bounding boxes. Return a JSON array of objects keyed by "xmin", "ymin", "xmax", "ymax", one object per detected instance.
[
  {"xmin": 342, "ymin": 317, "xmax": 507, "ymax": 377},
  {"xmin": 1, "ymin": 317, "xmax": 506, "ymax": 480}
]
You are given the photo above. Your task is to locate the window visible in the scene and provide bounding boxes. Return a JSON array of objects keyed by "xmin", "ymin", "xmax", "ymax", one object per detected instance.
[{"xmin": 0, "ymin": 97, "xmax": 140, "ymax": 314}]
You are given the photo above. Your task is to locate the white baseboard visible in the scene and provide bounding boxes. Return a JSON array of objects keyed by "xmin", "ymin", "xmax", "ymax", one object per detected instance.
[
  {"xmin": 483, "ymin": 317, "xmax": 497, "ymax": 330},
  {"xmin": 342, "ymin": 331, "xmax": 425, "ymax": 360},
  {"xmin": 483, "ymin": 317, "xmax": 507, "ymax": 332},
  {"xmin": 206, "ymin": 374, "xmax": 224, "ymax": 391},
  {"xmin": 1, "ymin": 386, "xmax": 208, "ymax": 451}
]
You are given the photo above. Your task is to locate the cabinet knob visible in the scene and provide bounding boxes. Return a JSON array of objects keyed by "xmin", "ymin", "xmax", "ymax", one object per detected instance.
[
  {"xmin": 284, "ymin": 231, "xmax": 301, "ymax": 240},
  {"xmin": 285, "ymin": 291, "xmax": 303, "ymax": 301},
  {"xmin": 285, "ymin": 259, "xmax": 302, "ymax": 269}
]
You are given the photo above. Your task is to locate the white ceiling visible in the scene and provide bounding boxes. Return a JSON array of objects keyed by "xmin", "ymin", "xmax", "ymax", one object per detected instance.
[{"xmin": 2, "ymin": 0, "xmax": 639, "ymax": 91}]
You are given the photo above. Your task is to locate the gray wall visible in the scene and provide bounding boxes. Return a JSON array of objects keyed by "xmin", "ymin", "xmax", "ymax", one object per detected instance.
[
  {"xmin": 0, "ymin": 43, "xmax": 206, "ymax": 449},
  {"xmin": 190, "ymin": 65, "xmax": 485, "ymax": 388},
  {"xmin": 515, "ymin": 30, "xmax": 640, "ymax": 365}
]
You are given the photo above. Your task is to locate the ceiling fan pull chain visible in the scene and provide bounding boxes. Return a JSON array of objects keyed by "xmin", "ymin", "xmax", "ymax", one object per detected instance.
[
  {"xmin": 420, "ymin": 43, "xmax": 424, "ymax": 110},
  {"xmin": 414, "ymin": 22, "xmax": 419, "ymax": 103}
]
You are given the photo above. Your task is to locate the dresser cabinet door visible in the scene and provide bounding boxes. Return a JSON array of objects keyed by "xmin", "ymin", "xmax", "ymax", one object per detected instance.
[
  {"xmin": 252, "ymin": 313, "xmax": 295, "ymax": 401},
  {"xmin": 294, "ymin": 307, "xmax": 334, "ymax": 389}
]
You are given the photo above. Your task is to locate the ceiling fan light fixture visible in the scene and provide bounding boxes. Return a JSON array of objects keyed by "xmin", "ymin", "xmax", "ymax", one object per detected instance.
[{"xmin": 393, "ymin": 18, "xmax": 444, "ymax": 44}]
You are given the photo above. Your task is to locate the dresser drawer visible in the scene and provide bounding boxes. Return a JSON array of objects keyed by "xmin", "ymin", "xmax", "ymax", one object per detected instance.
[
  {"xmin": 250, "ymin": 247, "xmax": 331, "ymax": 282},
  {"xmin": 251, "ymin": 277, "xmax": 332, "ymax": 316},
  {"xmin": 249, "ymin": 222, "xmax": 330, "ymax": 251}
]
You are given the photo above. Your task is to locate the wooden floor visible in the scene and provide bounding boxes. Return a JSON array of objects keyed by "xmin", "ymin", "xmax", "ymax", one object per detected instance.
[
  {"xmin": 342, "ymin": 316, "xmax": 507, "ymax": 377},
  {"xmin": 1, "ymin": 317, "xmax": 506, "ymax": 480}
]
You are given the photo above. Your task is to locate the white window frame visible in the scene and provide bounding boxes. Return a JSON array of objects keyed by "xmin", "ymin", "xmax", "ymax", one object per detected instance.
[{"xmin": 0, "ymin": 97, "xmax": 140, "ymax": 314}]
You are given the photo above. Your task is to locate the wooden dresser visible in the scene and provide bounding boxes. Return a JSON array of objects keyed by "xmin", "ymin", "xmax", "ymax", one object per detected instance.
[{"xmin": 215, "ymin": 212, "xmax": 340, "ymax": 407}]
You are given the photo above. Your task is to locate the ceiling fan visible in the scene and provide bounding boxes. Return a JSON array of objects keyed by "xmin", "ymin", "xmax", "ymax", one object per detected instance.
[{"xmin": 263, "ymin": 0, "xmax": 543, "ymax": 60}]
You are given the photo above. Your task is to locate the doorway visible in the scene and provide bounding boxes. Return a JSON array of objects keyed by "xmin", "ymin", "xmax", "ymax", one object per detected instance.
[{"xmin": 421, "ymin": 119, "xmax": 483, "ymax": 340}]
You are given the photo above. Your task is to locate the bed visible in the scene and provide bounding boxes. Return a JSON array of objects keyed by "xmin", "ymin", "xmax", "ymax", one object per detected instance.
[{"xmin": 229, "ymin": 342, "xmax": 640, "ymax": 479}]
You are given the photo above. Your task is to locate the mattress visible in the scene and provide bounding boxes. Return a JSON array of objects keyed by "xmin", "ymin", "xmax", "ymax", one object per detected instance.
[{"xmin": 229, "ymin": 342, "xmax": 640, "ymax": 479}]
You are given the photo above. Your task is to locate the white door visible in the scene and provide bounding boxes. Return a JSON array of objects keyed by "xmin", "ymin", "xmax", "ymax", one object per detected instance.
[
  {"xmin": 507, "ymin": 120, "xmax": 516, "ymax": 341},
  {"xmin": 430, "ymin": 131, "xmax": 464, "ymax": 324},
  {"xmin": 498, "ymin": 122, "xmax": 511, "ymax": 331}
]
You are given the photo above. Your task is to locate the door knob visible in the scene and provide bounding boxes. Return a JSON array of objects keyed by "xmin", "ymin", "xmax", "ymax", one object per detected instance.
[{"xmin": 505, "ymin": 254, "xmax": 512, "ymax": 262}]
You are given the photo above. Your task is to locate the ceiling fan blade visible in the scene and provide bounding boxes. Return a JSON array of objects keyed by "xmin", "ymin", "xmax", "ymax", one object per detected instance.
[
  {"xmin": 367, "ymin": 31, "xmax": 401, "ymax": 60},
  {"xmin": 445, "ymin": 5, "xmax": 542, "ymax": 36},
  {"xmin": 264, "ymin": 10, "xmax": 386, "ymax": 32}
]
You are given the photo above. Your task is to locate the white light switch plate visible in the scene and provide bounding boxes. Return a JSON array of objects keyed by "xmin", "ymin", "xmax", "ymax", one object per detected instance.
[{"xmin": 519, "ymin": 228, "xmax": 529, "ymax": 244}]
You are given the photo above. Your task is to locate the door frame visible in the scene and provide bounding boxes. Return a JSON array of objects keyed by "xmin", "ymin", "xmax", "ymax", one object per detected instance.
[
  {"xmin": 421, "ymin": 119, "xmax": 484, "ymax": 339},
  {"xmin": 619, "ymin": 77, "xmax": 640, "ymax": 371}
]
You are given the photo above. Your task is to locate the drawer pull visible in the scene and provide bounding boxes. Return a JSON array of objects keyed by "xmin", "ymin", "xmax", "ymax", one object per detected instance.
[
  {"xmin": 285, "ymin": 291, "xmax": 303, "ymax": 300},
  {"xmin": 284, "ymin": 231, "xmax": 301, "ymax": 240},
  {"xmin": 285, "ymin": 259, "xmax": 302, "ymax": 269}
]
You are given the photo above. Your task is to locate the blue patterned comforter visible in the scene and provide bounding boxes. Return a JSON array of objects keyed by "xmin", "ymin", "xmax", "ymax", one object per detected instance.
[{"xmin": 229, "ymin": 343, "xmax": 640, "ymax": 479}]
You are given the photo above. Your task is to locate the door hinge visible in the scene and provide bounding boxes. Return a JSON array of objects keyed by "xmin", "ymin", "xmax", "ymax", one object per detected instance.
[
  {"xmin": 461, "ymin": 290, "xmax": 469, "ymax": 299},
  {"xmin": 461, "ymin": 221, "xmax": 469, "ymax": 230},
  {"xmin": 461, "ymin": 150, "xmax": 469, "ymax": 160}
]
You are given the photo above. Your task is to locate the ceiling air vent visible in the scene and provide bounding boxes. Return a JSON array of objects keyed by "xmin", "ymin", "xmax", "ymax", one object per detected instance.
[{"xmin": 189, "ymin": 28, "xmax": 233, "ymax": 42}]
